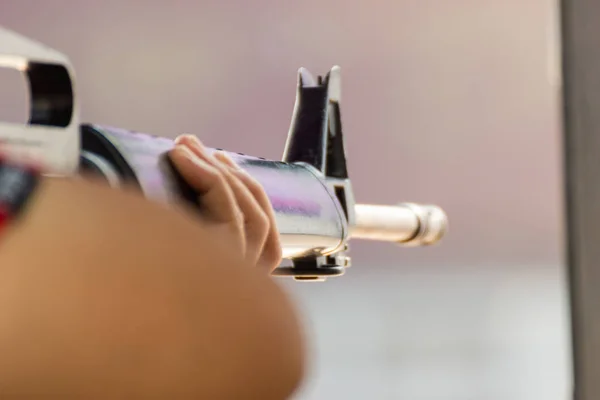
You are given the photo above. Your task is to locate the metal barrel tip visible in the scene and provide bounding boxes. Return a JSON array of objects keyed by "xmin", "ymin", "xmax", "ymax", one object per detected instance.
[{"xmin": 413, "ymin": 204, "xmax": 448, "ymax": 246}]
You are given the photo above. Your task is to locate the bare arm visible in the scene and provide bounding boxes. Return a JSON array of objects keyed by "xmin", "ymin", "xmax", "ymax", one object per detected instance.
[{"xmin": 0, "ymin": 176, "xmax": 304, "ymax": 398}]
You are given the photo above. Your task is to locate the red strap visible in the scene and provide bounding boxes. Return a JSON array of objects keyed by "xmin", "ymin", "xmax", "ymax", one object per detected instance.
[{"xmin": 0, "ymin": 205, "xmax": 9, "ymax": 234}]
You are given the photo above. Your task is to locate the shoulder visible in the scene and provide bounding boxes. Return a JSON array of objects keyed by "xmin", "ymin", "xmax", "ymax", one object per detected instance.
[{"xmin": 0, "ymin": 177, "xmax": 305, "ymax": 399}]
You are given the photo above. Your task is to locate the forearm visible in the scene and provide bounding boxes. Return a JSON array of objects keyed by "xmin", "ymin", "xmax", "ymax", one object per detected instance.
[{"xmin": 0, "ymin": 178, "xmax": 305, "ymax": 399}]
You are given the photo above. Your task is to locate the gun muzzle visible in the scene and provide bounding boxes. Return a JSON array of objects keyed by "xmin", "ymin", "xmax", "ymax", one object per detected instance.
[{"xmin": 352, "ymin": 203, "xmax": 447, "ymax": 246}]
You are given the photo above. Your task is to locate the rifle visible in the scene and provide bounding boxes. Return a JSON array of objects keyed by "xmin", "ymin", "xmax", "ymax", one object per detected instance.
[{"xmin": 0, "ymin": 26, "xmax": 448, "ymax": 281}]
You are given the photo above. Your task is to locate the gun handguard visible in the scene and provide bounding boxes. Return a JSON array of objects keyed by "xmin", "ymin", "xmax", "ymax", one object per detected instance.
[{"xmin": 0, "ymin": 26, "xmax": 448, "ymax": 281}]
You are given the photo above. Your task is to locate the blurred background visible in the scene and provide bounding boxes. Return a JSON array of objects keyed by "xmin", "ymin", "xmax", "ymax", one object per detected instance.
[{"xmin": 0, "ymin": 0, "xmax": 569, "ymax": 398}]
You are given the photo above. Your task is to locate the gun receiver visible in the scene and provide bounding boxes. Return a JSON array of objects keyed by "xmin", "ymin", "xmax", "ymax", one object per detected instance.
[{"xmin": 0, "ymin": 26, "xmax": 448, "ymax": 281}]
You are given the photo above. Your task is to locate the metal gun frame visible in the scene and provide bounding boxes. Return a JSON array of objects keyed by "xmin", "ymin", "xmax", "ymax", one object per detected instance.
[{"xmin": 0, "ymin": 26, "xmax": 447, "ymax": 281}]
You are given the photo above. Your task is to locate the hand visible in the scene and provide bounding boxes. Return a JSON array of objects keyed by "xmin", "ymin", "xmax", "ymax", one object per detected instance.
[
  {"xmin": 0, "ymin": 143, "xmax": 303, "ymax": 398},
  {"xmin": 168, "ymin": 135, "xmax": 282, "ymax": 272}
]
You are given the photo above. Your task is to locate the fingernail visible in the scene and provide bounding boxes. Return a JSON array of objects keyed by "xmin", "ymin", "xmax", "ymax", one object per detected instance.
[
  {"xmin": 174, "ymin": 134, "xmax": 191, "ymax": 144},
  {"xmin": 174, "ymin": 144, "xmax": 214, "ymax": 169},
  {"xmin": 172, "ymin": 144, "xmax": 195, "ymax": 160},
  {"xmin": 215, "ymin": 151, "xmax": 241, "ymax": 169},
  {"xmin": 175, "ymin": 135, "xmax": 205, "ymax": 152},
  {"xmin": 174, "ymin": 134, "xmax": 198, "ymax": 142},
  {"xmin": 170, "ymin": 144, "xmax": 187, "ymax": 157}
]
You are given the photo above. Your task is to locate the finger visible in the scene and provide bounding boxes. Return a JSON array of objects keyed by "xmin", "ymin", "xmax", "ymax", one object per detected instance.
[
  {"xmin": 213, "ymin": 152, "xmax": 270, "ymax": 266},
  {"xmin": 175, "ymin": 136, "xmax": 271, "ymax": 266},
  {"xmin": 168, "ymin": 146, "xmax": 245, "ymax": 254},
  {"xmin": 174, "ymin": 135, "xmax": 213, "ymax": 161},
  {"xmin": 216, "ymin": 154, "xmax": 283, "ymax": 271}
]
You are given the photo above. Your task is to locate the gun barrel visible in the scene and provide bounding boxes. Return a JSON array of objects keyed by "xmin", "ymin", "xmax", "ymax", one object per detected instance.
[
  {"xmin": 351, "ymin": 203, "xmax": 447, "ymax": 246},
  {"xmin": 79, "ymin": 125, "xmax": 448, "ymax": 256}
]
